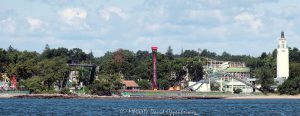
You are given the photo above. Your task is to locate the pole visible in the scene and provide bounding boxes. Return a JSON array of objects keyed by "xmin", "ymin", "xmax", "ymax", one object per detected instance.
[{"xmin": 231, "ymin": 77, "xmax": 234, "ymax": 94}]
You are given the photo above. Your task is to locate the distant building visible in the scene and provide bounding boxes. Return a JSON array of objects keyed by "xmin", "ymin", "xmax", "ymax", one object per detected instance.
[
  {"xmin": 122, "ymin": 80, "xmax": 140, "ymax": 90},
  {"xmin": 276, "ymin": 31, "xmax": 289, "ymax": 84},
  {"xmin": 199, "ymin": 59, "xmax": 257, "ymax": 93}
]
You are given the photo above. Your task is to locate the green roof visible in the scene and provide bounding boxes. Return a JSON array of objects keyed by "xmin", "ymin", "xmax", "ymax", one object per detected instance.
[{"xmin": 225, "ymin": 67, "xmax": 250, "ymax": 72}]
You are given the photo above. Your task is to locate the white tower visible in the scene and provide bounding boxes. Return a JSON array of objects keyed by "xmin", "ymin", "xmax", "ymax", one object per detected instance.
[{"xmin": 276, "ymin": 31, "xmax": 289, "ymax": 82}]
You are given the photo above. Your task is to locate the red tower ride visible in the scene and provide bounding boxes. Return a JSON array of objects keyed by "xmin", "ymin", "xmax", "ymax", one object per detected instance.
[{"xmin": 151, "ymin": 46, "xmax": 158, "ymax": 90}]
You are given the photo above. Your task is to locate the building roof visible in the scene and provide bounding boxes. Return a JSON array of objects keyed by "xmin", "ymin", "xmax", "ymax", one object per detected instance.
[
  {"xmin": 225, "ymin": 67, "xmax": 250, "ymax": 72},
  {"xmin": 122, "ymin": 80, "xmax": 139, "ymax": 87}
]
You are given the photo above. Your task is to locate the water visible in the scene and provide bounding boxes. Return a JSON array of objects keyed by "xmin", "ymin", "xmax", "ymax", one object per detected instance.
[{"xmin": 0, "ymin": 98, "xmax": 299, "ymax": 116}]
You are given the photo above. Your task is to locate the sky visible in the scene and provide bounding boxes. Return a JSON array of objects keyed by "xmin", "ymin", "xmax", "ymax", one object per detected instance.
[{"xmin": 1, "ymin": 0, "xmax": 300, "ymax": 57}]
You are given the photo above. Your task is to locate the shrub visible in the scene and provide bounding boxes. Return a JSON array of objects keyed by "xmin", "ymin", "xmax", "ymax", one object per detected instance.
[
  {"xmin": 233, "ymin": 88, "xmax": 242, "ymax": 94},
  {"xmin": 60, "ymin": 88, "xmax": 71, "ymax": 94}
]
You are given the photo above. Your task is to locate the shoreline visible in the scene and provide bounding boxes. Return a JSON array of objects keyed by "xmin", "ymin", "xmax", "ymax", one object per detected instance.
[
  {"xmin": 224, "ymin": 95, "xmax": 300, "ymax": 99},
  {"xmin": 2, "ymin": 94, "xmax": 300, "ymax": 100}
]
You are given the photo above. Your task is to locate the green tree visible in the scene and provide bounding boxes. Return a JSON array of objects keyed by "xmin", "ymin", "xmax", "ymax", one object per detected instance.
[
  {"xmin": 9, "ymin": 59, "xmax": 39, "ymax": 80},
  {"xmin": 88, "ymin": 74, "xmax": 123, "ymax": 96},
  {"xmin": 200, "ymin": 49, "xmax": 217, "ymax": 58},
  {"xmin": 137, "ymin": 79, "xmax": 151, "ymax": 90},
  {"xmin": 38, "ymin": 57, "xmax": 69, "ymax": 90},
  {"xmin": 0, "ymin": 49, "xmax": 8, "ymax": 72},
  {"xmin": 41, "ymin": 44, "xmax": 51, "ymax": 59},
  {"xmin": 181, "ymin": 50, "xmax": 199, "ymax": 58},
  {"xmin": 254, "ymin": 53, "xmax": 276, "ymax": 93},
  {"xmin": 158, "ymin": 79, "xmax": 170, "ymax": 90},
  {"xmin": 255, "ymin": 67, "xmax": 275, "ymax": 93},
  {"xmin": 278, "ymin": 77, "xmax": 300, "ymax": 95},
  {"xmin": 278, "ymin": 63, "xmax": 300, "ymax": 95},
  {"xmin": 22, "ymin": 76, "xmax": 46, "ymax": 93},
  {"xmin": 165, "ymin": 46, "xmax": 174, "ymax": 60}
]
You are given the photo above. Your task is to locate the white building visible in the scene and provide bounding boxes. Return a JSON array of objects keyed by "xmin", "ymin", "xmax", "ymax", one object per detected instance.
[
  {"xmin": 188, "ymin": 81, "xmax": 211, "ymax": 92},
  {"xmin": 276, "ymin": 31, "xmax": 289, "ymax": 84},
  {"xmin": 188, "ymin": 58, "xmax": 258, "ymax": 93}
]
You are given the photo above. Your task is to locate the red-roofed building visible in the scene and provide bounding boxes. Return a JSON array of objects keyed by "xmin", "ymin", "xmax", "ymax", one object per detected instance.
[{"xmin": 122, "ymin": 80, "xmax": 140, "ymax": 90}]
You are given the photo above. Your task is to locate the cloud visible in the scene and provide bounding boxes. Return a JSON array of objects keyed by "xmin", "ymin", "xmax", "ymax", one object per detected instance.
[
  {"xmin": 186, "ymin": 9, "xmax": 226, "ymax": 21},
  {"xmin": 0, "ymin": 0, "xmax": 299, "ymax": 57},
  {"xmin": 180, "ymin": 9, "xmax": 228, "ymax": 26},
  {"xmin": 26, "ymin": 17, "xmax": 45, "ymax": 31},
  {"xmin": 134, "ymin": 37, "xmax": 153, "ymax": 46},
  {"xmin": 234, "ymin": 12, "xmax": 263, "ymax": 31},
  {"xmin": 99, "ymin": 6, "xmax": 128, "ymax": 21},
  {"xmin": 0, "ymin": 18, "xmax": 16, "ymax": 33},
  {"xmin": 145, "ymin": 23, "xmax": 162, "ymax": 32},
  {"xmin": 58, "ymin": 8, "xmax": 88, "ymax": 27}
]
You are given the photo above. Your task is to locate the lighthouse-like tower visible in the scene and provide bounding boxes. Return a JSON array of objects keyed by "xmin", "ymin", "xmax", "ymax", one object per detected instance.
[{"xmin": 276, "ymin": 31, "xmax": 289, "ymax": 83}]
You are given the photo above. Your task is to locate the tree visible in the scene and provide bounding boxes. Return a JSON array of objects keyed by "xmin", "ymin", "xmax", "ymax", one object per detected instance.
[
  {"xmin": 88, "ymin": 74, "xmax": 123, "ymax": 96},
  {"xmin": 278, "ymin": 63, "xmax": 300, "ymax": 95},
  {"xmin": 253, "ymin": 52, "xmax": 276, "ymax": 93},
  {"xmin": 181, "ymin": 50, "xmax": 199, "ymax": 58},
  {"xmin": 132, "ymin": 62, "xmax": 150, "ymax": 80},
  {"xmin": 165, "ymin": 46, "xmax": 174, "ymax": 60},
  {"xmin": 87, "ymin": 51, "xmax": 94, "ymax": 62},
  {"xmin": 77, "ymin": 67, "xmax": 90, "ymax": 86},
  {"xmin": 22, "ymin": 76, "xmax": 46, "ymax": 93},
  {"xmin": 158, "ymin": 79, "xmax": 170, "ymax": 90},
  {"xmin": 137, "ymin": 79, "xmax": 151, "ymax": 90},
  {"xmin": 111, "ymin": 49, "xmax": 135, "ymax": 79},
  {"xmin": 220, "ymin": 52, "xmax": 231, "ymax": 61},
  {"xmin": 260, "ymin": 52, "xmax": 267, "ymax": 59},
  {"xmin": 41, "ymin": 44, "xmax": 51, "ymax": 59},
  {"xmin": 38, "ymin": 57, "xmax": 69, "ymax": 90},
  {"xmin": 0, "ymin": 49, "xmax": 8, "ymax": 72},
  {"xmin": 7, "ymin": 45, "xmax": 18, "ymax": 53},
  {"xmin": 10, "ymin": 59, "xmax": 39, "ymax": 80},
  {"xmin": 135, "ymin": 50, "xmax": 149, "ymax": 61},
  {"xmin": 278, "ymin": 77, "xmax": 300, "ymax": 95},
  {"xmin": 200, "ymin": 49, "xmax": 217, "ymax": 58},
  {"xmin": 255, "ymin": 67, "xmax": 275, "ymax": 93},
  {"xmin": 69, "ymin": 48, "xmax": 88, "ymax": 62},
  {"xmin": 289, "ymin": 63, "xmax": 300, "ymax": 78}
]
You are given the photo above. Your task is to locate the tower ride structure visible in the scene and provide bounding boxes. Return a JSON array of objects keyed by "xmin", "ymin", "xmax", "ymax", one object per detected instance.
[{"xmin": 151, "ymin": 46, "xmax": 158, "ymax": 90}]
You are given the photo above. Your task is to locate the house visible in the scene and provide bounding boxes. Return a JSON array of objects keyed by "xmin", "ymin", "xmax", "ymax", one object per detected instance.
[{"xmin": 122, "ymin": 80, "xmax": 140, "ymax": 90}]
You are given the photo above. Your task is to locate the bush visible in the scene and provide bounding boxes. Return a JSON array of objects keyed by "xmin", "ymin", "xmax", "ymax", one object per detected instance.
[
  {"xmin": 60, "ymin": 88, "xmax": 71, "ymax": 94},
  {"xmin": 278, "ymin": 77, "xmax": 300, "ymax": 95},
  {"xmin": 233, "ymin": 88, "xmax": 242, "ymax": 94},
  {"xmin": 210, "ymin": 82, "xmax": 220, "ymax": 91},
  {"xmin": 88, "ymin": 80, "xmax": 112, "ymax": 96},
  {"xmin": 158, "ymin": 79, "xmax": 170, "ymax": 90}
]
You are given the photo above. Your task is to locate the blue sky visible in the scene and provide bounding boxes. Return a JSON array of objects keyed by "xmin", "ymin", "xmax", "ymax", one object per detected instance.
[{"xmin": 0, "ymin": 0, "xmax": 300, "ymax": 57}]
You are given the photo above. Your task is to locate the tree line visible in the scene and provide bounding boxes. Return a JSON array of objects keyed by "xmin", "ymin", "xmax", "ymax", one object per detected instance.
[{"xmin": 1, "ymin": 45, "xmax": 300, "ymax": 95}]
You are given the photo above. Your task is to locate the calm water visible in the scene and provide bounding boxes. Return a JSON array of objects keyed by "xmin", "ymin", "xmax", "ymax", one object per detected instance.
[{"xmin": 0, "ymin": 98, "xmax": 299, "ymax": 116}]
